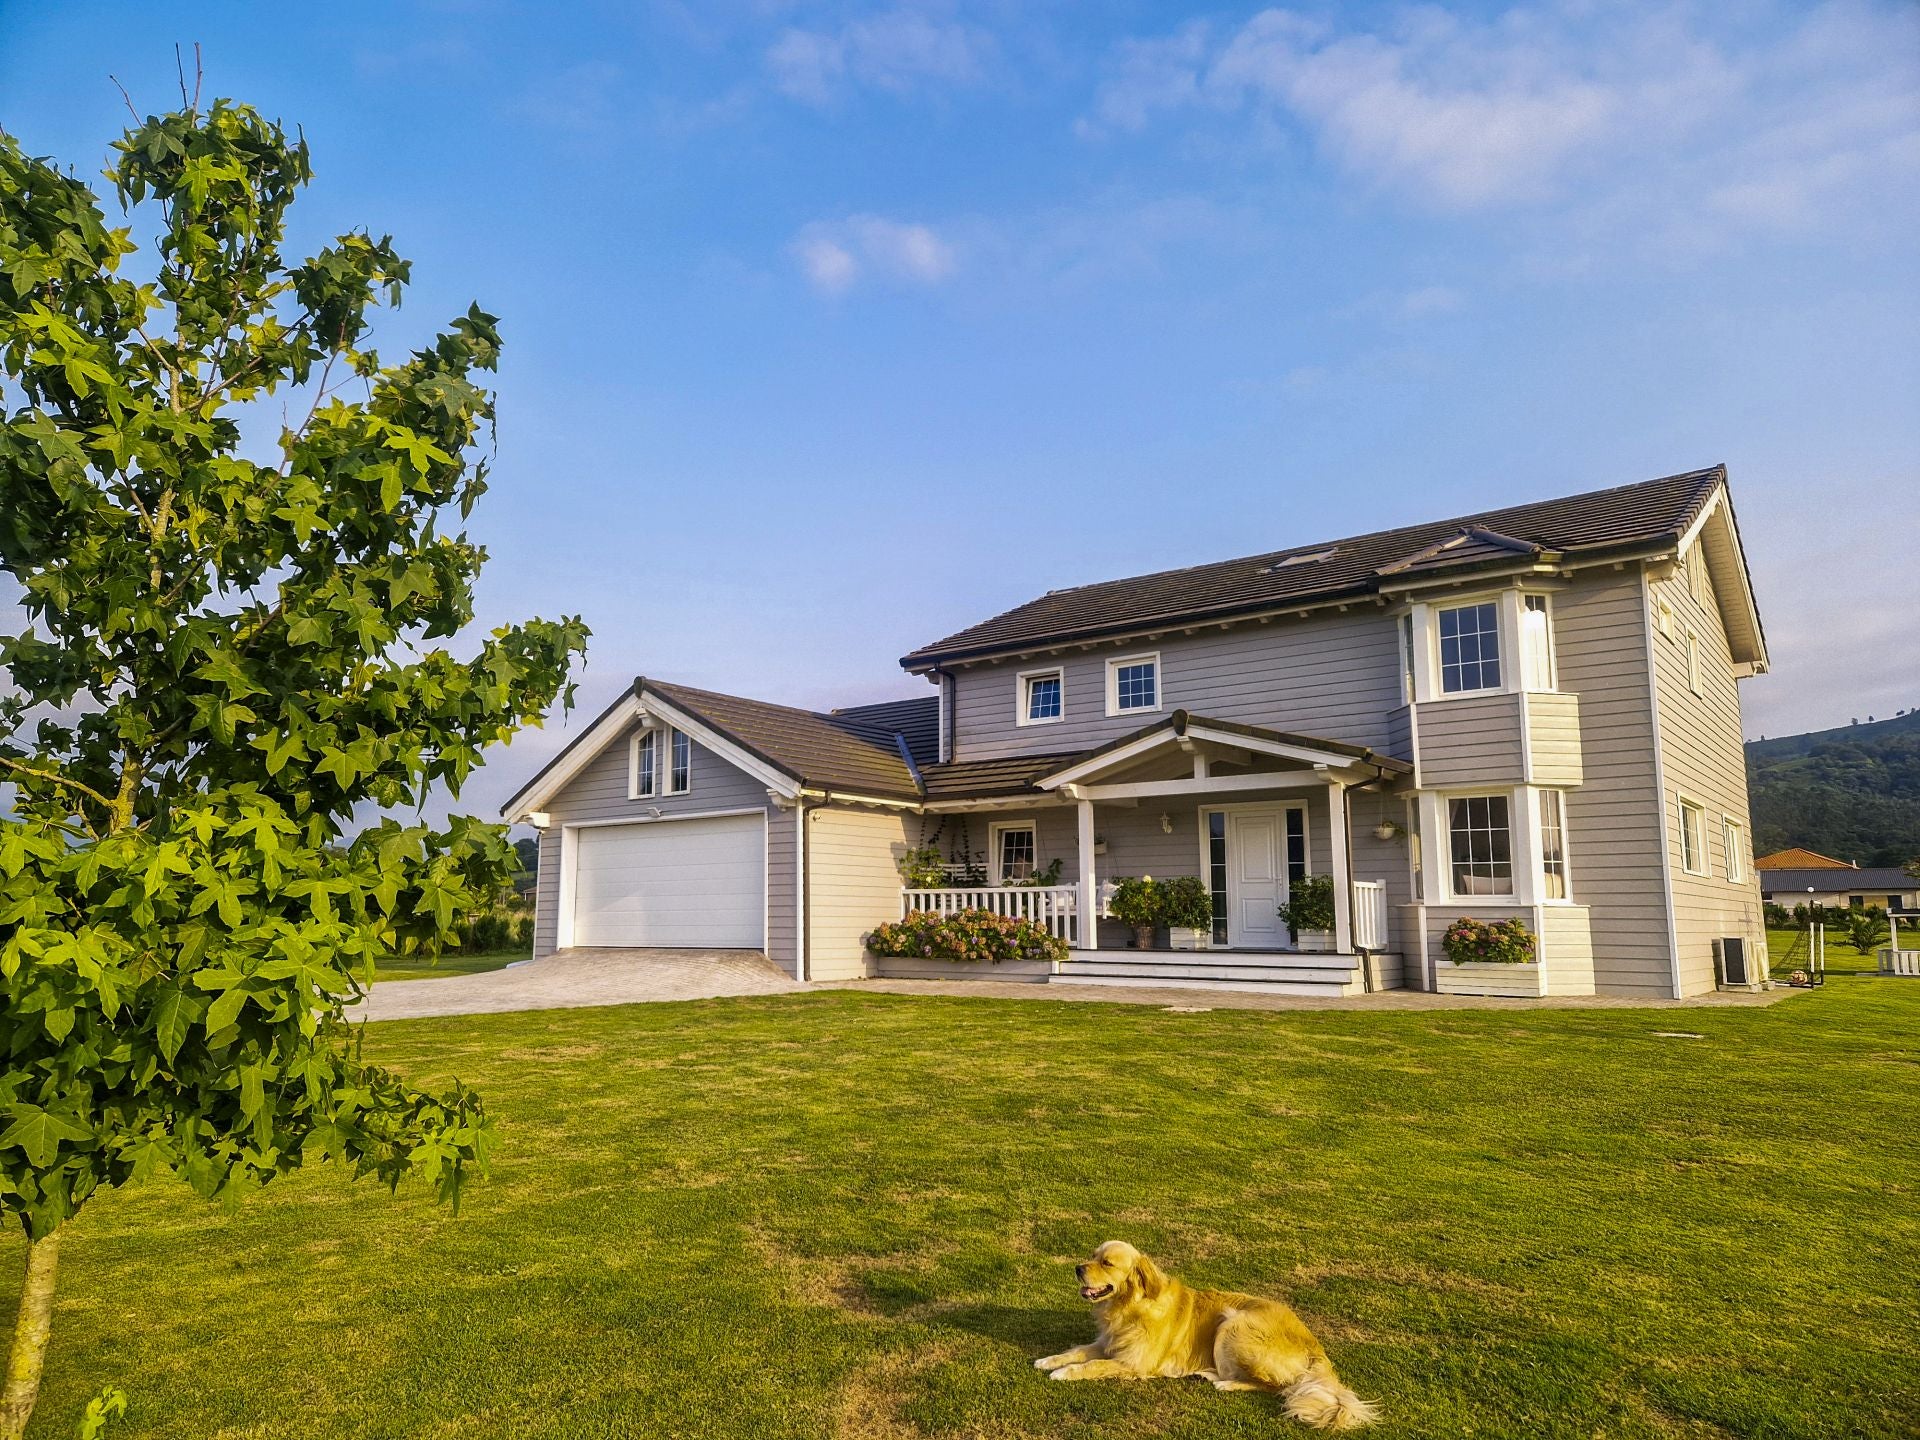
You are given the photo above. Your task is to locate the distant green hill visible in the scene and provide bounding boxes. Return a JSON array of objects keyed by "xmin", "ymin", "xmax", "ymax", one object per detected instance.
[{"xmin": 1746, "ymin": 710, "xmax": 1920, "ymax": 866}]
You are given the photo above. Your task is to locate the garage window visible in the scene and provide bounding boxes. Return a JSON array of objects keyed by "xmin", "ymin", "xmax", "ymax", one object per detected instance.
[
  {"xmin": 630, "ymin": 730, "xmax": 657, "ymax": 798},
  {"xmin": 669, "ymin": 729, "xmax": 691, "ymax": 793}
]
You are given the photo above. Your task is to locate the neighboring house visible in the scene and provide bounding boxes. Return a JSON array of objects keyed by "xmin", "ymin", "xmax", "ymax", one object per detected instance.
[
  {"xmin": 1755, "ymin": 847, "xmax": 1856, "ymax": 871},
  {"xmin": 1760, "ymin": 867, "xmax": 1919, "ymax": 913},
  {"xmin": 503, "ymin": 465, "xmax": 1771, "ymax": 998}
]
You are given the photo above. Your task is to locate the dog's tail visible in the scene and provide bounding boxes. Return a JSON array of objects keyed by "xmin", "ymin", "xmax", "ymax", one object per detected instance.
[{"xmin": 1283, "ymin": 1361, "xmax": 1380, "ymax": 1431}]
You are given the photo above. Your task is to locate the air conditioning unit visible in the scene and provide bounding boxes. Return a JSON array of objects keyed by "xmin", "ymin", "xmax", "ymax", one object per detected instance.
[{"xmin": 1713, "ymin": 936, "xmax": 1750, "ymax": 988}]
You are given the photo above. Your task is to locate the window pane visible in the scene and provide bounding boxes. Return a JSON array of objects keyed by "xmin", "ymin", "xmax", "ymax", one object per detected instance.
[
  {"xmin": 1285, "ymin": 808, "xmax": 1307, "ymax": 884},
  {"xmin": 670, "ymin": 730, "xmax": 691, "ymax": 792},
  {"xmin": 1208, "ymin": 813, "xmax": 1228, "ymax": 944},
  {"xmin": 1539, "ymin": 790, "xmax": 1567, "ymax": 900},
  {"xmin": 1026, "ymin": 674, "xmax": 1062, "ymax": 720},
  {"xmin": 637, "ymin": 731, "xmax": 656, "ymax": 795},
  {"xmin": 998, "ymin": 826, "xmax": 1035, "ymax": 882},
  {"xmin": 1521, "ymin": 595, "xmax": 1554, "ymax": 690},
  {"xmin": 1448, "ymin": 794, "xmax": 1513, "ymax": 896},
  {"xmin": 1115, "ymin": 660, "xmax": 1157, "ymax": 710},
  {"xmin": 1439, "ymin": 602, "xmax": 1501, "ymax": 693}
]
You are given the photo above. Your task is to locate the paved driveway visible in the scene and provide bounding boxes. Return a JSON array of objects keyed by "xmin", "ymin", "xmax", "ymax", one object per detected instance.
[{"xmin": 357, "ymin": 948, "xmax": 802, "ymax": 1022}]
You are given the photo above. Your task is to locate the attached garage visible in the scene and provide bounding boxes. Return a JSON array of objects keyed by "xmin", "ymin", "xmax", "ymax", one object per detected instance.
[{"xmin": 568, "ymin": 814, "xmax": 766, "ymax": 949}]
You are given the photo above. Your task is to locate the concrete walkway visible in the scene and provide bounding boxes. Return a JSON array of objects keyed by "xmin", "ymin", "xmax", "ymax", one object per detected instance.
[
  {"xmin": 358, "ymin": 947, "xmax": 1794, "ymax": 1021},
  {"xmin": 357, "ymin": 948, "xmax": 802, "ymax": 1021}
]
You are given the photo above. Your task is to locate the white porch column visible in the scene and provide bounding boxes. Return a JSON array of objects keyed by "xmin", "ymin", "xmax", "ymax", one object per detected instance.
[
  {"xmin": 1327, "ymin": 781, "xmax": 1353, "ymax": 954},
  {"xmin": 1076, "ymin": 795, "xmax": 1097, "ymax": 951}
]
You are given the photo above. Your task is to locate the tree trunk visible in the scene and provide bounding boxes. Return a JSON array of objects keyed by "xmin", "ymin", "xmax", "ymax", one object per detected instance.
[{"xmin": 0, "ymin": 1232, "xmax": 61, "ymax": 1440}]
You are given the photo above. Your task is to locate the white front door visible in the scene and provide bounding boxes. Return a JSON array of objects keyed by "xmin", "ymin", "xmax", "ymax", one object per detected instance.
[{"xmin": 1226, "ymin": 810, "xmax": 1290, "ymax": 949}]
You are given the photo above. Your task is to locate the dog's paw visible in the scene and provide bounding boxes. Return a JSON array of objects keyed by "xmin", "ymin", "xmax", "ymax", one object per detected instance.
[
  {"xmin": 1033, "ymin": 1353, "xmax": 1071, "ymax": 1371},
  {"xmin": 1049, "ymin": 1365, "xmax": 1081, "ymax": 1381}
]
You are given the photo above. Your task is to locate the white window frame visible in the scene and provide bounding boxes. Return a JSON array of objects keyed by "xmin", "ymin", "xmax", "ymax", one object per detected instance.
[
  {"xmin": 1677, "ymin": 795, "xmax": 1708, "ymax": 876},
  {"xmin": 1685, "ymin": 628, "xmax": 1703, "ymax": 696},
  {"xmin": 1687, "ymin": 549, "xmax": 1708, "ymax": 606},
  {"xmin": 1655, "ymin": 594, "xmax": 1675, "ymax": 643},
  {"xmin": 1105, "ymin": 651, "xmax": 1162, "ymax": 717},
  {"xmin": 1537, "ymin": 788, "xmax": 1571, "ymax": 902},
  {"xmin": 1722, "ymin": 816, "xmax": 1746, "ymax": 884},
  {"xmin": 667, "ymin": 727, "xmax": 692, "ymax": 795},
  {"xmin": 1444, "ymin": 791, "xmax": 1517, "ymax": 901},
  {"xmin": 628, "ymin": 727, "xmax": 659, "ymax": 800},
  {"xmin": 1519, "ymin": 592, "xmax": 1558, "ymax": 692},
  {"xmin": 987, "ymin": 820, "xmax": 1038, "ymax": 885},
  {"xmin": 1398, "ymin": 612, "xmax": 1416, "ymax": 706},
  {"xmin": 1434, "ymin": 600, "xmax": 1504, "ymax": 697},
  {"xmin": 1016, "ymin": 667, "xmax": 1065, "ymax": 727}
]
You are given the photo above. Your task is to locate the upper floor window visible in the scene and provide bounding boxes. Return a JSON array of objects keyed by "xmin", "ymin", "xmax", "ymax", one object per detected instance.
[
  {"xmin": 1678, "ymin": 796, "xmax": 1707, "ymax": 875},
  {"xmin": 669, "ymin": 729, "xmax": 691, "ymax": 794},
  {"xmin": 1018, "ymin": 668, "xmax": 1063, "ymax": 725},
  {"xmin": 1438, "ymin": 602, "xmax": 1501, "ymax": 694},
  {"xmin": 1685, "ymin": 629, "xmax": 1703, "ymax": 695},
  {"xmin": 1520, "ymin": 594, "xmax": 1556, "ymax": 690},
  {"xmin": 990, "ymin": 821, "xmax": 1037, "ymax": 883},
  {"xmin": 631, "ymin": 729, "xmax": 658, "ymax": 798},
  {"xmin": 1399, "ymin": 613, "xmax": 1416, "ymax": 705},
  {"xmin": 1107, "ymin": 652, "xmax": 1160, "ymax": 715},
  {"xmin": 1448, "ymin": 794, "xmax": 1513, "ymax": 897}
]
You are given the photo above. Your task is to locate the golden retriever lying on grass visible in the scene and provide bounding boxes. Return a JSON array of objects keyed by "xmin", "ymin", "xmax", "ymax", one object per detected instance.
[{"xmin": 1035, "ymin": 1241, "xmax": 1379, "ymax": 1431}]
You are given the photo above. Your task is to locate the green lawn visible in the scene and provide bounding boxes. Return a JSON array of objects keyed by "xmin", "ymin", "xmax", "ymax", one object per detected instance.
[
  {"xmin": 11, "ymin": 979, "xmax": 1918, "ymax": 1438},
  {"xmin": 1766, "ymin": 926, "xmax": 1902, "ymax": 976},
  {"xmin": 370, "ymin": 948, "xmax": 529, "ymax": 983}
]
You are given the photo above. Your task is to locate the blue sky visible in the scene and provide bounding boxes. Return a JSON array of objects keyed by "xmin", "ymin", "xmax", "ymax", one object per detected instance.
[{"xmin": 5, "ymin": 0, "xmax": 1917, "ymax": 824}]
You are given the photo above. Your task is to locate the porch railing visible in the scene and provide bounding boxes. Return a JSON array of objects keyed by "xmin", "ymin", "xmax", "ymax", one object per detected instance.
[
  {"xmin": 902, "ymin": 886, "xmax": 1079, "ymax": 943},
  {"xmin": 1352, "ymin": 880, "xmax": 1389, "ymax": 952}
]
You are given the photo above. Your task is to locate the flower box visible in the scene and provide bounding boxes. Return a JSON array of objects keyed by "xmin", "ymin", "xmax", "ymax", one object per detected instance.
[
  {"xmin": 1167, "ymin": 926, "xmax": 1212, "ymax": 951},
  {"xmin": 1433, "ymin": 960, "xmax": 1547, "ymax": 997},
  {"xmin": 865, "ymin": 953, "xmax": 1057, "ymax": 983},
  {"xmin": 1291, "ymin": 929, "xmax": 1334, "ymax": 954}
]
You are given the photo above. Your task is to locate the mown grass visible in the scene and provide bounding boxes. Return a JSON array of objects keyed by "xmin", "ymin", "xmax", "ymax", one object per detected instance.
[
  {"xmin": 370, "ymin": 948, "xmax": 529, "ymax": 983},
  {"xmin": 10, "ymin": 978, "xmax": 1918, "ymax": 1438}
]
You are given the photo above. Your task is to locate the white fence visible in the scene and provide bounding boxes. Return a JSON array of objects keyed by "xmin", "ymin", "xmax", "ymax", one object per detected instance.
[
  {"xmin": 1879, "ymin": 948, "xmax": 1920, "ymax": 977},
  {"xmin": 1352, "ymin": 879, "xmax": 1389, "ymax": 952},
  {"xmin": 902, "ymin": 886, "xmax": 1079, "ymax": 943}
]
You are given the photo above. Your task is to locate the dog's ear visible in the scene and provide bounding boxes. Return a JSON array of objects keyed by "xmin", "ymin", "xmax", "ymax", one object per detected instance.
[{"xmin": 1130, "ymin": 1252, "xmax": 1169, "ymax": 1300}]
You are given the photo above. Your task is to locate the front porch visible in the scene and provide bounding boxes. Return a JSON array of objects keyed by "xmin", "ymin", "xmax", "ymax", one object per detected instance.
[{"xmin": 889, "ymin": 712, "xmax": 1414, "ymax": 995}]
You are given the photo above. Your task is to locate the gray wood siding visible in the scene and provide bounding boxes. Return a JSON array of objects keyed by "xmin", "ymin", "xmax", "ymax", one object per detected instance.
[
  {"xmin": 528, "ymin": 722, "xmax": 796, "ymax": 967},
  {"xmin": 1554, "ymin": 569, "xmax": 1674, "ymax": 995},
  {"xmin": 1651, "ymin": 556, "xmax": 1766, "ymax": 994},
  {"xmin": 805, "ymin": 808, "xmax": 915, "ymax": 981},
  {"xmin": 1350, "ymin": 808, "xmax": 1414, "ymax": 957},
  {"xmin": 950, "ymin": 608, "xmax": 1405, "ymax": 762},
  {"xmin": 1525, "ymin": 691, "xmax": 1585, "ymax": 787},
  {"xmin": 1414, "ymin": 693, "xmax": 1525, "ymax": 787}
]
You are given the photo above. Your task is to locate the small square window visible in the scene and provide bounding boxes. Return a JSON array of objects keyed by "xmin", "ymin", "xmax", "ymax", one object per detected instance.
[
  {"xmin": 1107, "ymin": 654, "xmax": 1160, "ymax": 714},
  {"xmin": 1019, "ymin": 670, "xmax": 1063, "ymax": 725}
]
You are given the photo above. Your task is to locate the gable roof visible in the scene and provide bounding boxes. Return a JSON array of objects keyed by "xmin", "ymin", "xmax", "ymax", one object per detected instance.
[
  {"xmin": 1755, "ymin": 847, "xmax": 1856, "ymax": 871},
  {"xmin": 902, "ymin": 466, "xmax": 1739, "ymax": 668},
  {"xmin": 501, "ymin": 679, "xmax": 936, "ymax": 819}
]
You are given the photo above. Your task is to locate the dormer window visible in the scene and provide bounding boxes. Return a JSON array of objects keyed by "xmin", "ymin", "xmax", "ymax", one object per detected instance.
[
  {"xmin": 1106, "ymin": 653, "xmax": 1160, "ymax": 716},
  {"xmin": 1437, "ymin": 602, "xmax": 1501, "ymax": 694},
  {"xmin": 1018, "ymin": 668, "xmax": 1064, "ymax": 726}
]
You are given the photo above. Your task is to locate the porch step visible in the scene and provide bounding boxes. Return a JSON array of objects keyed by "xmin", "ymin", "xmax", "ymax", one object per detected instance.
[{"xmin": 1052, "ymin": 952, "xmax": 1369, "ymax": 996}]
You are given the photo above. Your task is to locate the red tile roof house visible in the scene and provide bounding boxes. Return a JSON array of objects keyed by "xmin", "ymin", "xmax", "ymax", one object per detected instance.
[{"xmin": 502, "ymin": 466, "xmax": 1771, "ymax": 999}]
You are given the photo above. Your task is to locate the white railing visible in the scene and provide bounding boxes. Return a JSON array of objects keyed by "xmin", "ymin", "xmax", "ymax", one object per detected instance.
[
  {"xmin": 1879, "ymin": 948, "xmax": 1920, "ymax": 977},
  {"xmin": 1352, "ymin": 879, "xmax": 1389, "ymax": 952},
  {"xmin": 903, "ymin": 886, "xmax": 1078, "ymax": 943}
]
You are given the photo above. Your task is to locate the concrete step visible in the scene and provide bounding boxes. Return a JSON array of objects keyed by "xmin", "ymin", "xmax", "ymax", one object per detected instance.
[
  {"xmin": 1056, "ymin": 956, "xmax": 1360, "ymax": 986},
  {"xmin": 1049, "ymin": 971, "xmax": 1365, "ymax": 997}
]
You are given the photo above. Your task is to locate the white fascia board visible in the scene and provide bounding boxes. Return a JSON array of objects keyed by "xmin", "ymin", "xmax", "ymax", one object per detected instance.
[
  {"xmin": 1182, "ymin": 724, "xmax": 1376, "ymax": 773},
  {"xmin": 501, "ymin": 693, "xmax": 643, "ymax": 821},
  {"xmin": 637, "ymin": 688, "xmax": 803, "ymax": 799}
]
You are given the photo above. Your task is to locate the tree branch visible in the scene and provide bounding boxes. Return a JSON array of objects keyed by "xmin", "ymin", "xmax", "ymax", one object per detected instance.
[{"xmin": 0, "ymin": 756, "xmax": 115, "ymax": 814}]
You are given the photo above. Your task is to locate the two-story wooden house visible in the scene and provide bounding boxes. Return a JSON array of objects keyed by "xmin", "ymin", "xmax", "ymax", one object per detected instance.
[{"xmin": 503, "ymin": 466, "xmax": 1770, "ymax": 998}]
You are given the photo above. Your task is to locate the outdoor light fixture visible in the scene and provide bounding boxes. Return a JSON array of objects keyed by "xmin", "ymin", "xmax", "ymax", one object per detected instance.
[{"xmin": 1160, "ymin": 813, "xmax": 1173, "ymax": 834}]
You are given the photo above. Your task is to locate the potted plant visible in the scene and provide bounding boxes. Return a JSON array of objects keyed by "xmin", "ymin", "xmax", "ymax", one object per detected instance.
[
  {"xmin": 1161, "ymin": 876, "xmax": 1214, "ymax": 951},
  {"xmin": 1278, "ymin": 875, "xmax": 1335, "ymax": 952},
  {"xmin": 1108, "ymin": 876, "xmax": 1163, "ymax": 950}
]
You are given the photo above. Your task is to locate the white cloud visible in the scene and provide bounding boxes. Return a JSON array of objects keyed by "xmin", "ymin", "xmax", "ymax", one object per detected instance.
[
  {"xmin": 1083, "ymin": 3, "xmax": 1920, "ymax": 241},
  {"xmin": 792, "ymin": 215, "xmax": 957, "ymax": 294},
  {"xmin": 767, "ymin": 7, "xmax": 992, "ymax": 105}
]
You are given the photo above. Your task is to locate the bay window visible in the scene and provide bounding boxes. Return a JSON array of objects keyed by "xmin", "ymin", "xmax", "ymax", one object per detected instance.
[
  {"xmin": 1437, "ymin": 602, "xmax": 1501, "ymax": 694},
  {"xmin": 1448, "ymin": 794, "xmax": 1513, "ymax": 896},
  {"xmin": 1538, "ymin": 790, "xmax": 1568, "ymax": 899}
]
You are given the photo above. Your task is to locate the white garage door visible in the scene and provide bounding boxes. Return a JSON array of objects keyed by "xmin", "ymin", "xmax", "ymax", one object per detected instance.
[{"xmin": 570, "ymin": 815, "xmax": 766, "ymax": 949}]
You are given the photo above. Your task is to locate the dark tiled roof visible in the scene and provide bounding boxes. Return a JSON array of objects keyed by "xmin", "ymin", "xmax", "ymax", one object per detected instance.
[
  {"xmin": 1760, "ymin": 868, "xmax": 1917, "ymax": 893},
  {"xmin": 903, "ymin": 466, "xmax": 1725, "ymax": 667},
  {"xmin": 644, "ymin": 679, "xmax": 925, "ymax": 800},
  {"xmin": 920, "ymin": 753, "xmax": 1079, "ymax": 800},
  {"xmin": 831, "ymin": 696, "xmax": 940, "ymax": 769}
]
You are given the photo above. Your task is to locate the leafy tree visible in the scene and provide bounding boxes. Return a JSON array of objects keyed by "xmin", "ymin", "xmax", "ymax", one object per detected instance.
[{"xmin": 0, "ymin": 97, "xmax": 586, "ymax": 1435}]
